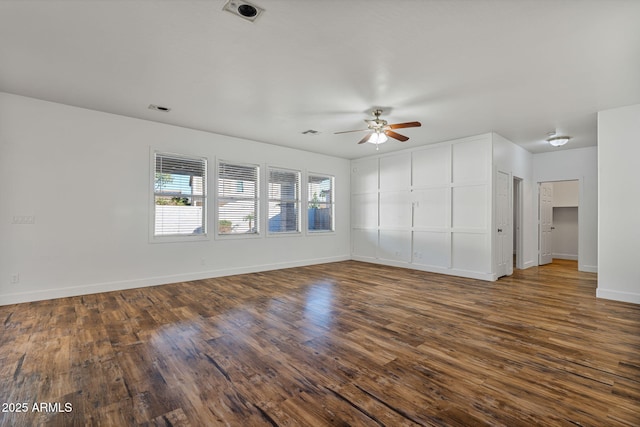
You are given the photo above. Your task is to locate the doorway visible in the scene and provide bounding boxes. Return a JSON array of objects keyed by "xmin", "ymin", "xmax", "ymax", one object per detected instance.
[
  {"xmin": 538, "ymin": 180, "xmax": 579, "ymax": 267},
  {"xmin": 513, "ymin": 177, "xmax": 523, "ymax": 269},
  {"xmin": 496, "ymin": 170, "xmax": 512, "ymax": 278}
]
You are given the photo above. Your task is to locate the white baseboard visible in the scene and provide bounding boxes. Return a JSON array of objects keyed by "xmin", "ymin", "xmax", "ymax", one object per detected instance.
[
  {"xmin": 580, "ymin": 264, "xmax": 598, "ymax": 273},
  {"xmin": 1, "ymin": 253, "xmax": 607, "ymax": 306},
  {"xmin": 596, "ymin": 288, "xmax": 640, "ymax": 304},
  {"xmin": 0, "ymin": 255, "xmax": 351, "ymax": 306},
  {"xmin": 552, "ymin": 253, "xmax": 578, "ymax": 261},
  {"xmin": 350, "ymin": 255, "xmax": 496, "ymax": 281}
]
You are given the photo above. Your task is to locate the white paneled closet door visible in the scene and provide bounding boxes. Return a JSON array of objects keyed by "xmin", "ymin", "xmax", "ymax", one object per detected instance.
[
  {"xmin": 412, "ymin": 145, "xmax": 452, "ymax": 269},
  {"xmin": 351, "ymin": 157, "xmax": 379, "ymax": 259},
  {"xmin": 539, "ymin": 182, "xmax": 554, "ymax": 265},
  {"xmin": 450, "ymin": 137, "xmax": 492, "ymax": 274},
  {"xmin": 496, "ymin": 170, "xmax": 512, "ymax": 277},
  {"xmin": 378, "ymin": 153, "xmax": 411, "ymax": 262}
]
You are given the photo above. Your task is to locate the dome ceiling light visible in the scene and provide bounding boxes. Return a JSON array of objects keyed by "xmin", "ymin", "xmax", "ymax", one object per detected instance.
[{"xmin": 546, "ymin": 131, "xmax": 571, "ymax": 147}]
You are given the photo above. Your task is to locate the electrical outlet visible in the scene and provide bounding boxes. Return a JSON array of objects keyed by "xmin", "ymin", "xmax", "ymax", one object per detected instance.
[{"xmin": 10, "ymin": 274, "xmax": 20, "ymax": 284}]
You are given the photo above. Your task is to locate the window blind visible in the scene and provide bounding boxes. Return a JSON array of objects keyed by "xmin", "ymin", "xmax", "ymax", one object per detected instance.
[
  {"xmin": 268, "ymin": 167, "xmax": 301, "ymax": 233},
  {"xmin": 218, "ymin": 161, "xmax": 260, "ymax": 234},
  {"xmin": 308, "ymin": 174, "xmax": 334, "ymax": 232},
  {"xmin": 154, "ymin": 152, "xmax": 207, "ymax": 236}
]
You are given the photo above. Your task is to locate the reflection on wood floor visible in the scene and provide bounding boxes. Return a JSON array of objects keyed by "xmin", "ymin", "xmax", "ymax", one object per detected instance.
[{"xmin": 1, "ymin": 260, "xmax": 639, "ymax": 426}]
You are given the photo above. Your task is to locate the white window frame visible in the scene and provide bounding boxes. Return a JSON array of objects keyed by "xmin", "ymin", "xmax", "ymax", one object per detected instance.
[
  {"xmin": 150, "ymin": 150, "xmax": 208, "ymax": 243},
  {"xmin": 216, "ymin": 160, "xmax": 261, "ymax": 238},
  {"xmin": 307, "ymin": 172, "xmax": 335, "ymax": 233},
  {"xmin": 267, "ymin": 166, "xmax": 301, "ymax": 236}
]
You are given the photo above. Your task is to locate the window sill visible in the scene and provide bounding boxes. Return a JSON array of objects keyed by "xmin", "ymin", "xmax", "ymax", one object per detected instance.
[
  {"xmin": 150, "ymin": 234, "xmax": 209, "ymax": 244},
  {"xmin": 216, "ymin": 232, "xmax": 262, "ymax": 240},
  {"xmin": 307, "ymin": 230, "xmax": 335, "ymax": 235},
  {"xmin": 267, "ymin": 231, "xmax": 302, "ymax": 238}
]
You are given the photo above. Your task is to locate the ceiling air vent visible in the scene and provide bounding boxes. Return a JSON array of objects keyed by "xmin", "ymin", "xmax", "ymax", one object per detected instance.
[
  {"xmin": 223, "ymin": 0, "xmax": 264, "ymax": 22},
  {"xmin": 148, "ymin": 104, "xmax": 171, "ymax": 112}
]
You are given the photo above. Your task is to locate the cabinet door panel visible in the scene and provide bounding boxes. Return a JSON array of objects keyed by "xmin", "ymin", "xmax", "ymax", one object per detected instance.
[
  {"xmin": 380, "ymin": 191, "xmax": 412, "ymax": 228},
  {"xmin": 452, "ymin": 138, "xmax": 490, "ymax": 183},
  {"xmin": 351, "ymin": 158, "xmax": 378, "ymax": 194},
  {"xmin": 413, "ymin": 188, "xmax": 449, "ymax": 228},
  {"xmin": 452, "ymin": 232, "xmax": 490, "ymax": 272},
  {"xmin": 380, "ymin": 153, "xmax": 411, "ymax": 191},
  {"xmin": 352, "ymin": 193, "xmax": 378, "ymax": 228},
  {"xmin": 412, "ymin": 145, "xmax": 450, "ymax": 187},
  {"xmin": 452, "ymin": 185, "xmax": 487, "ymax": 229},
  {"xmin": 378, "ymin": 230, "xmax": 411, "ymax": 262},
  {"xmin": 413, "ymin": 231, "xmax": 450, "ymax": 268},
  {"xmin": 353, "ymin": 229, "xmax": 378, "ymax": 258}
]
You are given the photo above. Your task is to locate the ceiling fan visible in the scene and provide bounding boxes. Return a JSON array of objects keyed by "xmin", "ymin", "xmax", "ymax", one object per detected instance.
[{"xmin": 334, "ymin": 109, "xmax": 421, "ymax": 147}]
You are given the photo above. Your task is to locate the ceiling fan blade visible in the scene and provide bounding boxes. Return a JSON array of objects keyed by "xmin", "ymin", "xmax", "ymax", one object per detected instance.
[
  {"xmin": 334, "ymin": 129, "xmax": 368, "ymax": 134},
  {"xmin": 385, "ymin": 130, "xmax": 409, "ymax": 142},
  {"xmin": 388, "ymin": 121, "xmax": 422, "ymax": 130},
  {"xmin": 358, "ymin": 133, "xmax": 373, "ymax": 144}
]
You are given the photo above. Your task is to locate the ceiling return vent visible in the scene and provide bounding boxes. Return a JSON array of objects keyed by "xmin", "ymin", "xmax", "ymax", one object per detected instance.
[
  {"xmin": 223, "ymin": 0, "xmax": 264, "ymax": 22},
  {"xmin": 148, "ymin": 104, "xmax": 171, "ymax": 112}
]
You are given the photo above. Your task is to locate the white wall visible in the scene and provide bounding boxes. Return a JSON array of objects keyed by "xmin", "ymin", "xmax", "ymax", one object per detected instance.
[
  {"xmin": 551, "ymin": 181, "xmax": 579, "ymax": 260},
  {"xmin": 552, "ymin": 180, "xmax": 579, "ymax": 207},
  {"xmin": 492, "ymin": 133, "xmax": 536, "ymax": 270},
  {"xmin": 0, "ymin": 93, "xmax": 351, "ymax": 305},
  {"xmin": 597, "ymin": 103, "xmax": 640, "ymax": 304},
  {"xmin": 533, "ymin": 147, "xmax": 598, "ymax": 273},
  {"xmin": 552, "ymin": 207, "xmax": 579, "ymax": 260},
  {"xmin": 352, "ymin": 134, "xmax": 494, "ymax": 280}
]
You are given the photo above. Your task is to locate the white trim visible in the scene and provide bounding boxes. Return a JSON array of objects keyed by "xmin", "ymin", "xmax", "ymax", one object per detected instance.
[
  {"xmin": 149, "ymin": 234, "xmax": 210, "ymax": 244},
  {"xmin": 150, "ymin": 149, "xmax": 209, "ymax": 243},
  {"xmin": 580, "ymin": 264, "xmax": 598, "ymax": 273},
  {"xmin": 307, "ymin": 230, "xmax": 336, "ymax": 236},
  {"xmin": 215, "ymin": 231, "xmax": 263, "ymax": 240},
  {"xmin": 350, "ymin": 255, "xmax": 496, "ymax": 281},
  {"xmin": 216, "ymin": 159, "xmax": 261, "ymax": 238},
  {"xmin": 552, "ymin": 253, "xmax": 578, "ymax": 261},
  {"xmin": 0, "ymin": 255, "xmax": 351, "ymax": 306},
  {"xmin": 266, "ymin": 165, "xmax": 302, "ymax": 236},
  {"xmin": 513, "ymin": 176, "xmax": 524, "ymax": 270},
  {"xmin": 596, "ymin": 289, "xmax": 640, "ymax": 304},
  {"xmin": 306, "ymin": 172, "xmax": 335, "ymax": 234}
]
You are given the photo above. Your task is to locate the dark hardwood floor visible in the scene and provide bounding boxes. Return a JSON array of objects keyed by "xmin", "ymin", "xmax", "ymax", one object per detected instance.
[{"xmin": 1, "ymin": 260, "xmax": 639, "ymax": 426}]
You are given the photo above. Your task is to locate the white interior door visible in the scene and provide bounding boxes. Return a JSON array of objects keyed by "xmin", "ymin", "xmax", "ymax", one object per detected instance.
[
  {"xmin": 513, "ymin": 177, "xmax": 523, "ymax": 270},
  {"xmin": 539, "ymin": 182, "xmax": 553, "ymax": 265},
  {"xmin": 496, "ymin": 171, "xmax": 512, "ymax": 277}
]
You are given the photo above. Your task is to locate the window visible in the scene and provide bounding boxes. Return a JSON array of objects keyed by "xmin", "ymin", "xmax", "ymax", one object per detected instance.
[
  {"xmin": 307, "ymin": 174, "xmax": 334, "ymax": 232},
  {"xmin": 268, "ymin": 167, "xmax": 300, "ymax": 234},
  {"xmin": 153, "ymin": 152, "xmax": 207, "ymax": 237},
  {"xmin": 218, "ymin": 161, "xmax": 259, "ymax": 235}
]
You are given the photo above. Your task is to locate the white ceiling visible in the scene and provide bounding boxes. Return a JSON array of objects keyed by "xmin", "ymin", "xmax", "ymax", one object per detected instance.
[{"xmin": 1, "ymin": 0, "xmax": 639, "ymax": 159}]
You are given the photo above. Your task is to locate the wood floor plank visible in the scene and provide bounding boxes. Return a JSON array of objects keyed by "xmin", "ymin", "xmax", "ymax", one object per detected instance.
[{"xmin": 1, "ymin": 259, "xmax": 639, "ymax": 426}]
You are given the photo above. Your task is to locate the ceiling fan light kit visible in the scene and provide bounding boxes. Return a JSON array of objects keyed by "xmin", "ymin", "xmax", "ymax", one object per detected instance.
[
  {"xmin": 367, "ymin": 131, "xmax": 388, "ymax": 145},
  {"xmin": 335, "ymin": 109, "xmax": 421, "ymax": 149}
]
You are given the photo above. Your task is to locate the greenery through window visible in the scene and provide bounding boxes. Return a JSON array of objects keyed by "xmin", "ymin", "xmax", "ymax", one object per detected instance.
[
  {"xmin": 218, "ymin": 161, "xmax": 260, "ymax": 235},
  {"xmin": 154, "ymin": 152, "xmax": 207, "ymax": 237}
]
